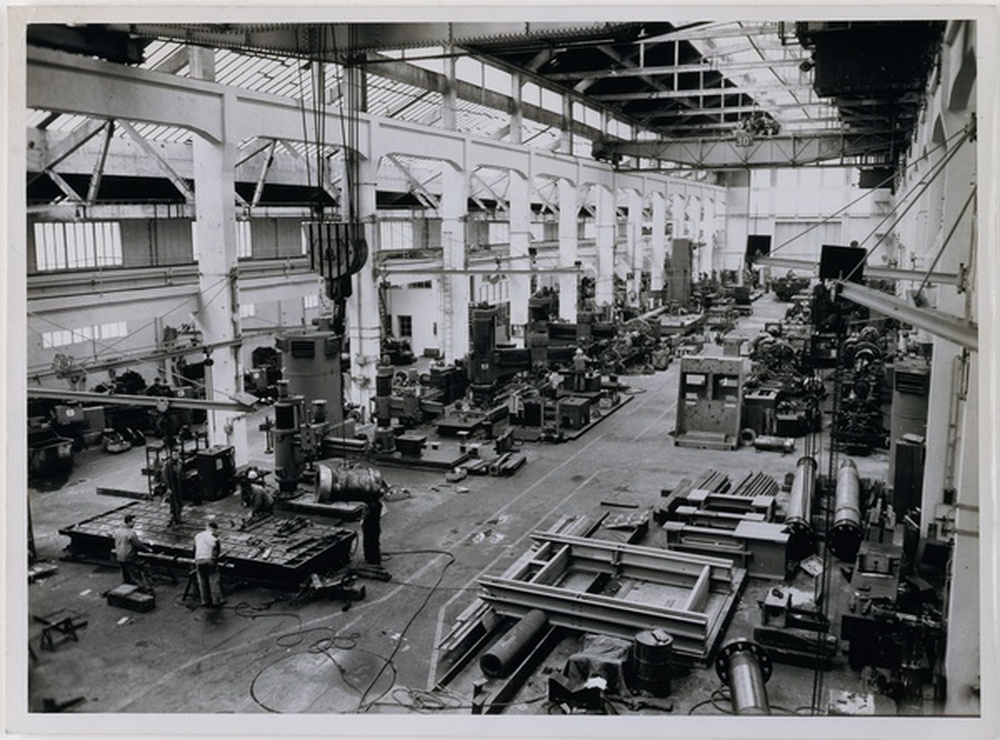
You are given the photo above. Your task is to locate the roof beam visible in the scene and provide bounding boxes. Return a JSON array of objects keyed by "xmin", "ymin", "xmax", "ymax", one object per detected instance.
[
  {"xmin": 86, "ymin": 120, "xmax": 114, "ymax": 205},
  {"xmin": 639, "ymin": 22, "xmax": 780, "ymax": 45},
  {"xmin": 548, "ymin": 57, "xmax": 807, "ymax": 82},
  {"xmin": 118, "ymin": 119, "xmax": 194, "ymax": 202},
  {"xmin": 594, "ymin": 131, "xmax": 899, "ymax": 168},
  {"xmin": 590, "ymin": 85, "xmax": 804, "ymax": 102}
]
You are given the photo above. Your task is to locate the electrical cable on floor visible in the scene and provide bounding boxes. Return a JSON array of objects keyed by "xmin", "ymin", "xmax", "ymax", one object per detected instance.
[
  {"xmin": 686, "ymin": 687, "xmax": 732, "ymax": 714},
  {"xmin": 354, "ymin": 549, "xmax": 456, "ymax": 713}
]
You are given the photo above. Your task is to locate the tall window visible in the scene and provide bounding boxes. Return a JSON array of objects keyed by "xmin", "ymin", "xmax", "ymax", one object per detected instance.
[
  {"xmin": 398, "ymin": 315, "xmax": 413, "ymax": 338},
  {"xmin": 33, "ymin": 221, "xmax": 123, "ymax": 271}
]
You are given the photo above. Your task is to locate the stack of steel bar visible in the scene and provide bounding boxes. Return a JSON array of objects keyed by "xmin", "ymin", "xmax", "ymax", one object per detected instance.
[{"xmin": 661, "ymin": 469, "xmax": 790, "ymax": 579}]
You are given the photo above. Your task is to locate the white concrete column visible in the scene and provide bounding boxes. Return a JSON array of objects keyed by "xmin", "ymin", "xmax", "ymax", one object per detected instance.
[
  {"xmin": 442, "ymin": 46, "xmax": 457, "ymax": 131},
  {"xmin": 510, "ymin": 72, "xmax": 523, "ymax": 146},
  {"xmin": 626, "ymin": 189, "xmax": 643, "ymax": 309},
  {"xmin": 346, "ymin": 155, "xmax": 380, "ymax": 413},
  {"xmin": 189, "ymin": 46, "xmax": 247, "ymax": 465},
  {"xmin": 701, "ymin": 198, "xmax": 716, "ymax": 275},
  {"xmin": 944, "ymin": 354, "xmax": 979, "ymax": 712},
  {"xmin": 508, "ymin": 171, "xmax": 531, "ymax": 340},
  {"xmin": 557, "ymin": 178, "xmax": 579, "ymax": 321},
  {"xmin": 441, "ymin": 165, "xmax": 469, "ymax": 362},
  {"xmin": 650, "ymin": 190, "xmax": 666, "ymax": 293},
  {"xmin": 594, "ymin": 185, "xmax": 615, "ymax": 309},
  {"xmin": 561, "ymin": 96, "xmax": 573, "ymax": 154}
]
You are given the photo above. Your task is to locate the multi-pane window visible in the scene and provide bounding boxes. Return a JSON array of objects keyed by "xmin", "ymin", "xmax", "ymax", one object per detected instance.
[
  {"xmin": 33, "ymin": 222, "xmax": 123, "ymax": 271},
  {"xmin": 42, "ymin": 321, "xmax": 128, "ymax": 349},
  {"xmin": 303, "ymin": 293, "xmax": 320, "ymax": 309},
  {"xmin": 239, "ymin": 303, "xmax": 256, "ymax": 318},
  {"xmin": 398, "ymin": 315, "xmax": 413, "ymax": 338},
  {"xmin": 379, "ymin": 220, "xmax": 414, "ymax": 250}
]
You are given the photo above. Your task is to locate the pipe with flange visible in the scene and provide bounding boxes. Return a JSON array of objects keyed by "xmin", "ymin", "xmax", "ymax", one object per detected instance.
[
  {"xmin": 715, "ymin": 639, "xmax": 772, "ymax": 715},
  {"xmin": 828, "ymin": 458, "xmax": 864, "ymax": 562},
  {"xmin": 784, "ymin": 456, "xmax": 817, "ymax": 560},
  {"xmin": 480, "ymin": 609, "xmax": 549, "ymax": 678}
]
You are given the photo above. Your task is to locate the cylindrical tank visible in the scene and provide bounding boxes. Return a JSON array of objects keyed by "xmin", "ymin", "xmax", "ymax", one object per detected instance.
[
  {"xmin": 272, "ymin": 389, "xmax": 302, "ymax": 494},
  {"xmin": 315, "ymin": 463, "xmax": 384, "ymax": 504},
  {"xmin": 829, "ymin": 458, "xmax": 864, "ymax": 561},
  {"xmin": 715, "ymin": 640, "xmax": 772, "ymax": 715},
  {"xmin": 630, "ymin": 629, "xmax": 673, "ymax": 697},
  {"xmin": 375, "ymin": 362, "xmax": 393, "ymax": 428},
  {"xmin": 480, "ymin": 610, "xmax": 548, "ymax": 678},
  {"xmin": 785, "ymin": 456, "xmax": 817, "ymax": 559},
  {"xmin": 278, "ymin": 330, "xmax": 343, "ymax": 424}
]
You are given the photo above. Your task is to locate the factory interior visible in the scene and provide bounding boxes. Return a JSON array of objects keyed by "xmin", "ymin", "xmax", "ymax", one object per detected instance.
[{"xmin": 5, "ymin": 11, "xmax": 998, "ymax": 737}]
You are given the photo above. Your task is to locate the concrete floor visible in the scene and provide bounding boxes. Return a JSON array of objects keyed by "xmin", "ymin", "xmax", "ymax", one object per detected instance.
[{"xmin": 24, "ymin": 294, "xmax": 902, "ymax": 722}]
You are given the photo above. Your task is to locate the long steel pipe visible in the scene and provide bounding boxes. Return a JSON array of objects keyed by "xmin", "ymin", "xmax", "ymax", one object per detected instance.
[
  {"xmin": 829, "ymin": 458, "xmax": 864, "ymax": 561},
  {"xmin": 715, "ymin": 640, "xmax": 772, "ymax": 715},
  {"xmin": 480, "ymin": 609, "xmax": 549, "ymax": 678},
  {"xmin": 785, "ymin": 456, "xmax": 817, "ymax": 559}
]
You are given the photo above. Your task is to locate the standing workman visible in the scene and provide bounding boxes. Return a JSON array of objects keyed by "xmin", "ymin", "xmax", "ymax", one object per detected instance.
[
  {"xmin": 113, "ymin": 514, "xmax": 150, "ymax": 588},
  {"xmin": 193, "ymin": 518, "xmax": 224, "ymax": 608},
  {"xmin": 160, "ymin": 447, "xmax": 185, "ymax": 526},
  {"xmin": 573, "ymin": 348, "xmax": 588, "ymax": 392}
]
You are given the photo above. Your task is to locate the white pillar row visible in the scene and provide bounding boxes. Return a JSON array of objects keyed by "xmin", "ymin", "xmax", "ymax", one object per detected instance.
[
  {"xmin": 440, "ymin": 165, "xmax": 469, "ymax": 362},
  {"xmin": 626, "ymin": 189, "xmax": 643, "ymax": 309},
  {"xmin": 189, "ymin": 47, "xmax": 248, "ymax": 465},
  {"xmin": 508, "ymin": 170, "xmax": 532, "ymax": 341},
  {"xmin": 346, "ymin": 154, "xmax": 381, "ymax": 414},
  {"xmin": 650, "ymin": 190, "xmax": 667, "ymax": 294},
  {"xmin": 594, "ymin": 184, "xmax": 616, "ymax": 309},
  {"xmin": 557, "ymin": 178, "xmax": 579, "ymax": 321}
]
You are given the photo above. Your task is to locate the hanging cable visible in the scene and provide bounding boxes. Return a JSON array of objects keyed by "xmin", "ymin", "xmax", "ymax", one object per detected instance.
[
  {"xmin": 912, "ymin": 185, "xmax": 976, "ymax": 299},
  {"xmin": 840, "ymin": 128, "xmax": 971, "ymax": 283}
]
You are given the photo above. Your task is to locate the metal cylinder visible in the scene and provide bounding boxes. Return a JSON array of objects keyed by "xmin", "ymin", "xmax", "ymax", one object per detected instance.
[
  {"xmin": 715, "ymin": 640, "xmax": 772, "ymax": 715},
  {"xmin": 829, "ymin": 458, "xmax": 864, "ymax": 561},
  {"xmin": 272, "ymin": 396, "xmax": 302, "ymax": 493},
  {"xmin": 480, "ymin": 610, "xmax": 548, "ymax": 678},
  {"xmin": 785, "ymin": 456, "xmax": 817, "ymax": 559},
  {"xmin": 630, "ymin": 629, "xmax": 673, "ymax": 697},
  {"xmin": 375, "ymin": 363, "xmax": 393, "ymax": 428},
  {"xmin": 754, "ymin": 435, "xmax": 795, "ymax": 453},
  {"xmin": 315, "ymin": 463, "xmax": 384, "ymax": 504}
]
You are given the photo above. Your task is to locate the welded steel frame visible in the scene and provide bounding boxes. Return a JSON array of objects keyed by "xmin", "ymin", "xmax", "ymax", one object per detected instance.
[{"xmin": 478, "ymin": 532, "xmax": 745, "ymax": 661}]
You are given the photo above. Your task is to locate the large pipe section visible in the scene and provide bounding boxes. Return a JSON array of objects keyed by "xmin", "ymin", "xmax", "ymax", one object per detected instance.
[
  {"xmin": 315, "ymin": 463, "xmax": 385, "ymax": 504},
  {"xmin": 785, "ymin": 456, "xmax": 817, "ymax": 559},
  {"xmin": 829, "ymin": 458, "xmax": 864, "ymax": 561},
  {"xmin": 715, "ymin": 640, "xmax": 773, "ymax": 715},
  {"xmin": 480, "ymin": 609, "xmax": 549, "ymax": 678},
  {"xmin": 272, "ymin": 381, "xmax": 303, "ymax": 493}
]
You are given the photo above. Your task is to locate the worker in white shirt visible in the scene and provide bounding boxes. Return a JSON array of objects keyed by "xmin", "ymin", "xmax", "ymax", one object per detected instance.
[{"xmin": 193, "ymin": 518, "xmax": 224, "ymax": 607}]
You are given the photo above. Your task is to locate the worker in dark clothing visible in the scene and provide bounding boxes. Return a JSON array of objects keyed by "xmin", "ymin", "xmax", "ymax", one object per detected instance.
[
  {"xmin": 193, "ymin": 518, "xmax": 224, "ymax": 607},
  {"xmin": 113, "ymin": 514, "xmax": 150, "ymax": 588},
  {"xmin": 160, "ymin": 448, "xmax": 185, "ymax": 526},
  {"xmin": 241, "ymin": 469, "xmax": 274, "ymax": 516},
  {"xmin": 362, "ymin": 499, "xmax": 383, "ymax": 566}
]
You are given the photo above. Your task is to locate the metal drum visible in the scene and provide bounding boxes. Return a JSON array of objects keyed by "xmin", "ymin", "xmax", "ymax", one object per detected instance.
[
  {"xmin": 315, "ymin": 464, "xmax": 384, "ymax": 504},
  {"xmin": 829, "ymin": 458, "xmax": 864, "ymax": 561},
  {"xmin": 630, "ymin": 629, "xmax": 674, "ymax": 697},
  {"xmin": 785, "ymin": 456, "xmax": 817, "ymax": 559}
]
